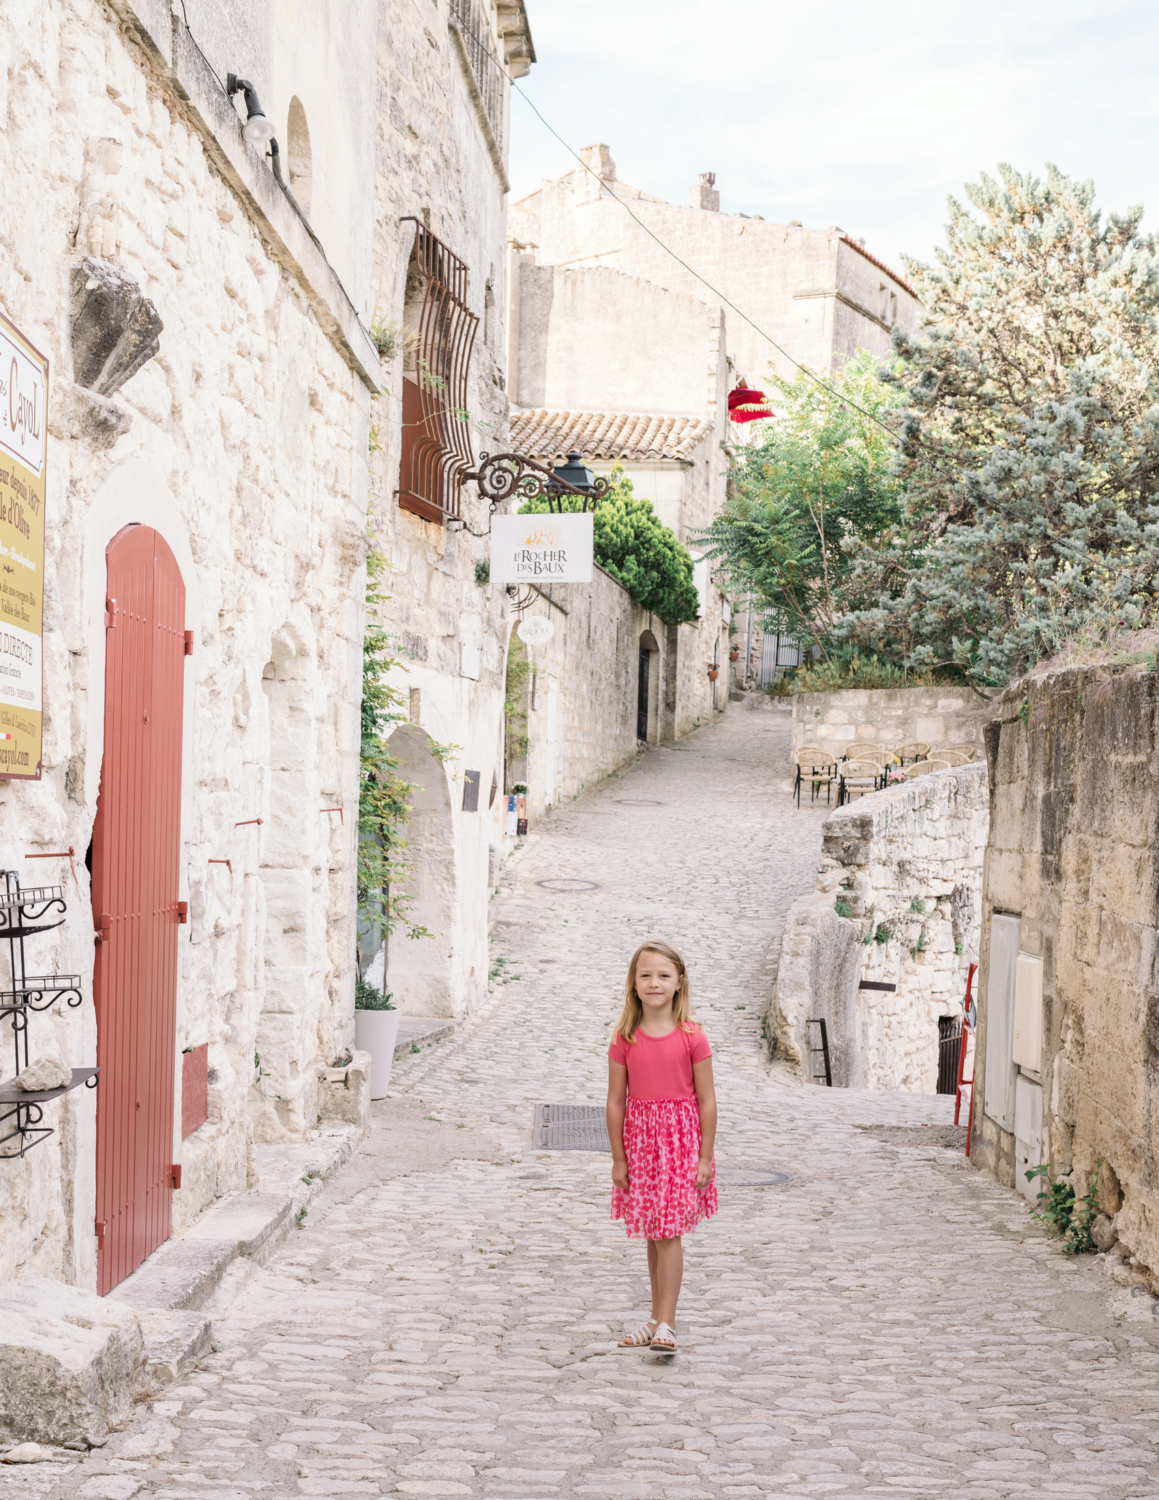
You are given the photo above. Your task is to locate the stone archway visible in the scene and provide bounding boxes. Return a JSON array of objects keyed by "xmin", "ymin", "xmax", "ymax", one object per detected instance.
[{"xmin": 385, "ymin": 724, "xmax": 457, "ymax": 1017}]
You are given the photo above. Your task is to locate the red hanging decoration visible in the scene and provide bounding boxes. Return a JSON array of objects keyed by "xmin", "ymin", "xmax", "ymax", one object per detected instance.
[{"xmin": 728, "ymin": 385, "xmax": 776, "ymax": 423}]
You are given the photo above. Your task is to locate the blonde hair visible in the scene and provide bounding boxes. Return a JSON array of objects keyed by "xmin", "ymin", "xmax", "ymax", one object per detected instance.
[{"xmin": 612, "ymin": 941, "xmax": 695, "ymax": 1043}]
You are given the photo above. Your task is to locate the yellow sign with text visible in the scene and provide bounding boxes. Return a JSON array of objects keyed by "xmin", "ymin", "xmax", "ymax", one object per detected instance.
[{"xmin": 0, "ymin": 311, "xmax": 48, "ymax": 780}]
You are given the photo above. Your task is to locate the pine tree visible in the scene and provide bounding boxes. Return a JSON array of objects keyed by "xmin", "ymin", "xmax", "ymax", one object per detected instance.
[{"xmin": 842, "ymin": 164, "xmax": 1159, "ymax": 685}]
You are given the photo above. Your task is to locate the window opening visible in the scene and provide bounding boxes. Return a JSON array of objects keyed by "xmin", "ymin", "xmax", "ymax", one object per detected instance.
[
  {"xmin": 399, "ymin": 220, "xmax": 479, "ymax": 525},
  {"xmin": 449, "ymin": 0, "xmax": 504, "ymax": 148}
]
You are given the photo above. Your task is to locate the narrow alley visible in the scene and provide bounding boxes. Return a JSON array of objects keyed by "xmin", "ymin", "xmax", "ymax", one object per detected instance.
[{"xmin": 53, "ymin": 706, "xmax": 1159, "ymax": 1500}]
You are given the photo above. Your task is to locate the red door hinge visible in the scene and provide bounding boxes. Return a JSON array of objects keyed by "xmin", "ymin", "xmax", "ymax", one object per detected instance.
[
  {"xmin": 94, "ymin": 1220, "xmax": 107, "ymax": 1237},
  {"xmin": 104, "ymin": 597, "xmax": 117, "ymax": 629},
  {"xmin": 177, "ymin": 900, "xmax": 188, "ymax": 924},
  {"xmin": 170, "ymin": 1165, "xmax": 182, "ymax": 1189},
  {"xmin": 184, "ymin": 630, "xmax": 194, "ymax": 656}
]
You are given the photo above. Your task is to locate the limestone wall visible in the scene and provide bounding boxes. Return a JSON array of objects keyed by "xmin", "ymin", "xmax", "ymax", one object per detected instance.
[
  {"xmin": 790, "ymin": 685, "xmax": 996, "ymax": 764},
  {"xmin": 508, "ymin": 568, "xmax": 726, "ymax": 829},
  {"xmin": 972, "ymin": 667, "xmax": 1159, "ymax": 1285},
  {"xmin": 770, "ymin": 764, "xmax": 988, "ymax": 1090},
  {"xmin": 0, "ymin": 0, "xmax": 375, "ymax": 1289}
]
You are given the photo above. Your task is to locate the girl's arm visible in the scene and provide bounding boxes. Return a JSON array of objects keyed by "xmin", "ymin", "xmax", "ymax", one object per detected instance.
[
  {"xmin": 607, "ymin": 1060, "xmax": 629, "ymax": 1190},
  {"xmin": 692, "ymin": 1055, "xmax": 717, "ymax": 1188}
]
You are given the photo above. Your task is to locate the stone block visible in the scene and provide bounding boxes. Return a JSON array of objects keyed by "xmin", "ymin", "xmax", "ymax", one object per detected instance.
[
  {"xmin": 318, "ymin": 1048, "xmax": 372, "ymax": 1127},
  {"xmin": 0, "ymin": 1278, "xmax": 146, "ymax": 1445}
]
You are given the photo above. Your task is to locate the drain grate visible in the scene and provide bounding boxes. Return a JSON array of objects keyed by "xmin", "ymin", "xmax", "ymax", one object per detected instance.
[
  {"xmin": 536, "ymin": 878, "xmax": 601, "ymax": 893},
  {"xmin": 533, "ymin": 1104, "xmax": 611, "ymax": 1152},
  {"xmin": 715, "ymin": 1166, "xmax": 792, "ymax": 1187}
]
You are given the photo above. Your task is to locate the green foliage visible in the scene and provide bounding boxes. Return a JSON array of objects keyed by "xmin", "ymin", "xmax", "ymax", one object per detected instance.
[
  {"xmin": 370, "ymin": 311, "xmax": 402, "ymax": 361},
  {"xmin": 787, "ymin": 647, "xmax": 957, "ymax": 694},
  {"xmin": 521, "ymin": 467, "xmax": 699, "ymax": 625},
  {"xmin": 842, "ymin": 165, "xmax": 1159, "ymax": 686},
  {"xmin": 475, "ymin": 558, "xmax": 490, "ymax": 586},
  {"xmin": 834, "ymin": 897, "xmax": 853, "ymax": 918},
  {"xmin": 698, "ymin": 351, "xmax": 904, "ymax": 657},
  {"xmin": 504, "ymin": 636, "xmax": 531, "ymax": 758},
  {"xmin": 1026, "ymin": 1163, "xmax": 1100, "ymax": 1253},
  {"xmin": 355, "ymin": 981, "xmax": 395, "ymax": 1011},
  {"xmin": 909, "ymin": 896, "xmax": 927, "ymax": 914},
  {"xmin": 359, "ymin": 545, "xmax": 430, "ymax": 942},
  {"xmin": 873, "ymin": 923, "xmax": 894, "ymax": 945}
]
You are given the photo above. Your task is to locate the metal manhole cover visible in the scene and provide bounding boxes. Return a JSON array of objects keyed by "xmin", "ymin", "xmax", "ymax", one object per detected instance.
[
  {"xmin": 715, "ymin": 1167, "xmax": 792, "ymax": 1187},
  {"xmin": 536, "ymin": 878, "xmax": 600, "ymax": 892},
  {"xmin": 613, "ymin": 799, "xmax": 665, "ymax": 806},
  {"xmin": 533, "ymin": 1104, "xmax": 610, "ymax": 1152}
]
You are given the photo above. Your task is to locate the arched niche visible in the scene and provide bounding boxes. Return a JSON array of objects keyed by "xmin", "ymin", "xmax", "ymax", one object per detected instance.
[
  {"xmin": 287, "ymin": 97, "xmax": 313, "ymax": 215},
  {"xmin": 384, "ymin": 724, "xmax": 456, "ymax": 1017}
]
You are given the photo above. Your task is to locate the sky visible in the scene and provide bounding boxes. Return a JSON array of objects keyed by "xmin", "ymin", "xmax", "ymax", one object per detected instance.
[{"xmin": 507, "ymin": 0, "xmax": 1159, "ymax": 274}]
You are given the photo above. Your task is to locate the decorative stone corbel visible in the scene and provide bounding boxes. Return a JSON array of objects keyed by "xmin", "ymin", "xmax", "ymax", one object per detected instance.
[{"xmin": 70, "ymin": 257, "xmax": 163, "ymax": 397}]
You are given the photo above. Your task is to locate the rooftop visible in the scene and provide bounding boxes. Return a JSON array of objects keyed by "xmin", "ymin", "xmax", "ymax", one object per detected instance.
[{"xmin": 509, "ymin": 408, "xmax": 711, "ymax": 464}]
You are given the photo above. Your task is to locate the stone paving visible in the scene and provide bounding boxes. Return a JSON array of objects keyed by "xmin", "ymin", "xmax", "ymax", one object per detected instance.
[{"xmin": 24, "ymin": 702, "xmax": 1159, "ymax": 1498}]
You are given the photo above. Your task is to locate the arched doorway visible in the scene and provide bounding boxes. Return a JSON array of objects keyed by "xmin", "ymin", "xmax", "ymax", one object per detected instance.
[
  {"xmin": 384, "ymin": 725, "xmax": 456, "ymax": 1016},
  {"xmin": 92, "ymin": 525, "xmax": 187, "ymax": 1294},
  {"xmin": 638, "ymin": 630, "xmax": 660, "ymax": 744}
]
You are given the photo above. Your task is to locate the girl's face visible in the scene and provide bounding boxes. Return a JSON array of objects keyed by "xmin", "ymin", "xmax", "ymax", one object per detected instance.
[{"xmin": 635, "ymin": 951, "xmax": 681, "ymax": 1014}]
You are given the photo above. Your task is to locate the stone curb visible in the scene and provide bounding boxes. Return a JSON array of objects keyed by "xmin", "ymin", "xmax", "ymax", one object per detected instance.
[{"xmin": 395, "ymin": 1017, "xmax": 456, "ymax": 1058}]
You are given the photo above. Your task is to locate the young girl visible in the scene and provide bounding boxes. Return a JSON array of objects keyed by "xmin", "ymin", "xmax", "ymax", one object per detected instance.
[{"xmin": 606, "ymin": 940, "xmax": 717, "ymax": 1353}]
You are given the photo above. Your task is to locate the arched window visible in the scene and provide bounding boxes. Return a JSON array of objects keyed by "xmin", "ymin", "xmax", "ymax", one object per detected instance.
[{"xmin": 287, "ymin": 97, "xmax": 313, "ymax": 215}]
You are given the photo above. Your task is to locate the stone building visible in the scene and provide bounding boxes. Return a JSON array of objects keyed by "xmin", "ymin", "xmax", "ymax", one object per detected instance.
[
  {"xmin": 508, "ymin": 143, "xmax": 921, "ymax": 387},
  {"xmin": 0, "ymin": 0, "xmax": 533, "ymax": 1309}
]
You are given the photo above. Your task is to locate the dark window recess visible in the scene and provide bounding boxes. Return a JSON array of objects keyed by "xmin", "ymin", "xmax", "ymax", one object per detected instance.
[
  {"xmin": 937, "ymin": 1016, "xmax": 962, "ymax": 1095},
  {"xmin": 398, "ymin": 221, "xmax": 479, "ymax": 525},
  {"xmin": 462, "ymin": 770, "xmax": 481, "ymax": 812},
  {"xmin": 181, "ymin": 1044, "xmax": 209, "ymax": 1138},
  {"xmin": 637, "ymin": 649, "xmax": 650, "ymax": 741}
]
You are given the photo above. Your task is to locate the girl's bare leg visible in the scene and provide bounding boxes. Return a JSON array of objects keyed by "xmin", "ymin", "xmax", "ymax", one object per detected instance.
[{"xmin": 653, "ymin": 1236, "xmax": 683, "ymax": 1328}]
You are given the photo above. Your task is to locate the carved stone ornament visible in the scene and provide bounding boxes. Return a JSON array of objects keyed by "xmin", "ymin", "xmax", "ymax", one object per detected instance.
[{"xmin": 69, "ymin": 257, "xmax": 163, "ymax": 397}]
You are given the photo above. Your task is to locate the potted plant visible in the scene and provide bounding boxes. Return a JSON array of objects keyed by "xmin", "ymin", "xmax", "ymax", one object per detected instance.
[
  {"xmin": 729, "ymin": 645, "xmax": 740, "ymax": 662},
  {"xmin": 354, "ymin": 981, "xmax": 400, "ymax": 1100},
  {"xmin": 707, "ymin": 664, "xmax": 720, "ymax": 681}
]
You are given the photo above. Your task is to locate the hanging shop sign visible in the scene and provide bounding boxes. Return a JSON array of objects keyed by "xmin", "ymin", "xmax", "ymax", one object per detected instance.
[
  {"xmin": 491, "ymin": 512, "xmax": 593, "ymax": 584},
  {"xmin": 0, "ymin": 311, "xmax": 48, "ymax": 781},
  {"xmin": 516, "ymin": 616, "xmax": 555, "ymax": 646}
]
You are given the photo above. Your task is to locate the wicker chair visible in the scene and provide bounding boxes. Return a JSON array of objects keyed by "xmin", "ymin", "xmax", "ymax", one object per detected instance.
[
  {"xmin": 894, "ymin": 741, "xmax": 930, "ymax": 764},
  {"xmin": 838, "ymin": 758, "xmax": 883, "ymax": 804},
  {"xmin": 942, "ymin": 744, "xmax": 976, "ymax": 761},
  {"xmin": 937, "ymin": 748, "xmax": 972, "ymax": 767},
  {"xmin": 845, "ymin": 743, "xmax": 888, "ymax": 765},
  {"xmin": 903, "ymin": 758, "xmax": 951, "ymax": 778},
  {"xmin": 794, "ymin": 746, "xmax": 837, "ymax": 807}
]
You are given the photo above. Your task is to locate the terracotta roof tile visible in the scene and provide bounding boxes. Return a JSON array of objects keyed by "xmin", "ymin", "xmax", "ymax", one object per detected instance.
[{"xmin": 508, "ymin": 408, "xmax": 711, "ymax": 463}]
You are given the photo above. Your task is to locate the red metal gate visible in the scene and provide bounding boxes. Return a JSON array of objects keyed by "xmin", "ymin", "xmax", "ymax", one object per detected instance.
[{"xmin": 92, "ymin": 525, "xmax": 186, "ymax": 1294}]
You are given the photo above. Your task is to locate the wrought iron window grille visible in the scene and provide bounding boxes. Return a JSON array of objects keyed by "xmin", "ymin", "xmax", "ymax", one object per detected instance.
[
  {"xmin": 398, "ymin": 220, "xmax": 480, "ymax": 526},
  {"xmin": 0, "ymin": 871, "xmax": 96, "ymax": 1159}
]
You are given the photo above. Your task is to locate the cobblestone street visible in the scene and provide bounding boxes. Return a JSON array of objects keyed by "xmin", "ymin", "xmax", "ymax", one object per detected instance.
[{"xmin": 35, "ymin": 704, "xmax": 1159, "ymax": 1499}]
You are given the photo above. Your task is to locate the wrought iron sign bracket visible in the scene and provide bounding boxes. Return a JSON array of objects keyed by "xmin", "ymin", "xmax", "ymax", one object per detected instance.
[{"xmin": 453, "ymin": 451, "xmax": 610, "ymax": 536}]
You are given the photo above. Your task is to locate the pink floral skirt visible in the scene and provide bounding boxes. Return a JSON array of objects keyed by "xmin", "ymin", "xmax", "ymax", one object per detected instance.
[{"xmin": 611, "ymin": 1096, "xmax": 717, "ymax": 1240}]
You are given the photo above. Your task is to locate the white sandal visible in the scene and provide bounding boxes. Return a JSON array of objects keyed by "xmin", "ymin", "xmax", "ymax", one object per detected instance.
[
  {"xmin": 650, "ymin": 1322, "xmax": 677, "ymax": 1352},
  {"xmin": 618, "ymin": 1317, "xmax": 657, "ymax": 1348}
]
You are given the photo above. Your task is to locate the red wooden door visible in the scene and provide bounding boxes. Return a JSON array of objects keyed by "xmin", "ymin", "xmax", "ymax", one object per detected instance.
[{"xmin": 92, "ymin": 525, "xmax": 186, "ymax": 1294}]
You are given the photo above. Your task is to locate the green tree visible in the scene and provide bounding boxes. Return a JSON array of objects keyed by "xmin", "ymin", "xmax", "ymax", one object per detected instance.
[
  {"xmin": 698, "ymin": 350, "xmax": 904, "ymax": 658},
  {"xmin": 842, "ymin": 164, "xmax": 1159, "ymax": 685},
  {"xmin": 358, "ymin": 546, "xmax": 430, "ymax": 941},
  {"xmin": 520, "ymin": 468, "xmax": 700, "ymax": 625}
]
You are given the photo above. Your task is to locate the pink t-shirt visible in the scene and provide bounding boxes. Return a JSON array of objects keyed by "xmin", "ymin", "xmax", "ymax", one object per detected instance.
[{"xmin": 607, "ymin": 1025, "xmax": 712, "ymax": 1099}]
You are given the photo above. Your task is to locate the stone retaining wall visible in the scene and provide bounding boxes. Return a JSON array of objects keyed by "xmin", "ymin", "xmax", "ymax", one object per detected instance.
[
  {"xmin": 791, "ymin": 685, "xmax": 996, "ymax": 765},
  {"xmin": 973, "ymin": 666, "xmax": 1159, "ymax": 1289},
  {"xmin": 769, "ymin": 763, "xmax": 988, "ymax": 1090}
]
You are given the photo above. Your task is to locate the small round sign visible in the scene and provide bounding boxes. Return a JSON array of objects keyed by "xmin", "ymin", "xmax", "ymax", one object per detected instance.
[{"xmin": 517, "ymin": 616, "xmax": 555, "ymax": 646}]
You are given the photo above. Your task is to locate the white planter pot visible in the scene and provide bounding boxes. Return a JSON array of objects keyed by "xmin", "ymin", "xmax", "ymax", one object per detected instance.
[{"xmin": 354, "ymin": 1009, "xmax": 401, "ymax": 1099}]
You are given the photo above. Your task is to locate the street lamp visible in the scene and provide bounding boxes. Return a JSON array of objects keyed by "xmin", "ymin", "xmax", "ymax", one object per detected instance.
[
  {"xmin": 466, "ymin": 450, "xmax": 608, "ymax": 516},
  {"xmin": 225, "ymin": 75, "xmax": 277, "ymax": 148}
]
